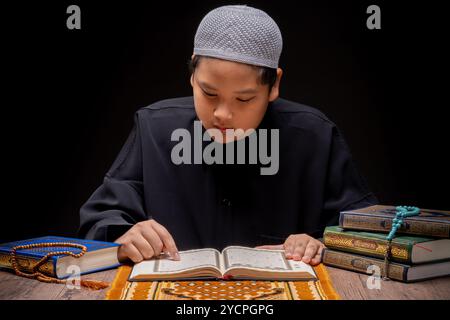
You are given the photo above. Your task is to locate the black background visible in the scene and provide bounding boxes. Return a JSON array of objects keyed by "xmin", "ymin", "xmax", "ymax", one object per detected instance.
[{"xmin": 2, "ymin": 1, "xmax": 448, "ymax": 243}]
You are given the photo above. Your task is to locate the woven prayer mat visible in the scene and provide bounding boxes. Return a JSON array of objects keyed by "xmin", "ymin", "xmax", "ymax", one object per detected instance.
[{"xmin": 105, "ymin": 264, "xmax": 340, "ymax": 300}]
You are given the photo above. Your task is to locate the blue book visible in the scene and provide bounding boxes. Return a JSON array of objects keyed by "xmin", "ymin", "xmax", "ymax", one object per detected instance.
[{"xmin": 0, "ymin": 236, "xmax": 121, "ymax": 279}]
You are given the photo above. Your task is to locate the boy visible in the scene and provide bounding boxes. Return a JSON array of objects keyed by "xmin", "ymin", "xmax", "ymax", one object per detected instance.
[{"xmin": 79, "ymin": 5, "xmax": 377, "ymax": 266}]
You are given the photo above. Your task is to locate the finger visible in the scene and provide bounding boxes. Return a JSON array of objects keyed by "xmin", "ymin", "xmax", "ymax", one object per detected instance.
[
  {"xmin": 310, "ymin": 244, "xmax": 324, "ymax": 265},
  {"xmin": 141, "ymin": 227, "xmax": 164, "ymax": 256},
  {"xmin": 151, "ymin": 221, "xmax": 180, "ymax": 260},
  {"xmin": 255, "ymin": 244, "xmax": 284, "ymax": 250},
  {"xmin": 292, "ymin": 239, "xmax": 307, "ymax": 261},
  {"xmin": 284, "ymin": 238, "xmax": 296, "ymax": 259},
  {"xmin": 310, "ymin": 252, "xmax": 322, "ymax": 265},
  {"xmin": 302, "ymin": 242, "xmax": 319, "ymax": 264},
  {"xmin": 132, "ymin": 233, "xmax": 155, "ymax": 260},
  {"xmin": 317, "ymin": 244, "xmax": 324, "ymax": 256},
  {"xmin": 119, "ymin": 243, "xmax": 144, "ymax": 263}
]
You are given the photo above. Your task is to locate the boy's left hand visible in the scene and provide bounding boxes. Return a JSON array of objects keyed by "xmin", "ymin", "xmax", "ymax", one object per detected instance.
[{"xmin": 255, "ymin": 234, "xmax": 325, "ymax": 265}]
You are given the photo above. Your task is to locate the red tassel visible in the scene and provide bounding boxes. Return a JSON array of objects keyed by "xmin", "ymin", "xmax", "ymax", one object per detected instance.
[{"xmin": 79, "ymin": 279, "xmax": 110, "ymax": 290}]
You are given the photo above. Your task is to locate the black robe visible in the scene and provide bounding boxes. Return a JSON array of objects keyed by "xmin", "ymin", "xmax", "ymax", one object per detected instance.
[{"xmin": 78, "ymin": 96, "xmax": 378, "ymax": 250}]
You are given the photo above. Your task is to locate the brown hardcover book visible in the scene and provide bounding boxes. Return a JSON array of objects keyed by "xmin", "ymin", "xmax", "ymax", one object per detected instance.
[
  {"xmin": 322, "ymin": 249, "xmax": 450, "ymax": 282},
  {"xmin": 339, "ymin": 205, "xmax": 450, "ymax": 238}
]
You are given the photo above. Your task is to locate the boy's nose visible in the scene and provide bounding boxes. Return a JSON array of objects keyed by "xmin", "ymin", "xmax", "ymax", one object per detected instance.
[{"xmin": 213, "ymin": 104, "xmax": 233, "ymax": 122}]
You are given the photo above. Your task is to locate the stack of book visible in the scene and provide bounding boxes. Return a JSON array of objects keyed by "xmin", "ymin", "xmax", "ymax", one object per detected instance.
[{"xmin": 322, "ymin": 205, "xmax": 450, "ymax": 282}]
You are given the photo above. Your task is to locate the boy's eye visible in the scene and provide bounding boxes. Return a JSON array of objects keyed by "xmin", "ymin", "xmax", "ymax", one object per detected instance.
[
  {"xmin": 237, "ymin": 97, "xmax": 255, "ymax": 103},
  {"xmin": 202, "ymin": 90, "xmax": 217, "ymax": 97}
]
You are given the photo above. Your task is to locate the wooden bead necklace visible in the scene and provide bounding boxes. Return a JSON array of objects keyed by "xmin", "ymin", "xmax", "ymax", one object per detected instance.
[{"xmin": 11, "ymin": 242, "xmax": 109, "ymax": 290}]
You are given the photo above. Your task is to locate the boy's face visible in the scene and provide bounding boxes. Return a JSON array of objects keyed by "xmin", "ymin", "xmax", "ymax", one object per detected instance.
[{"xmin": 191, "ymin": 56, "xmax": 282, "ymax": 143}]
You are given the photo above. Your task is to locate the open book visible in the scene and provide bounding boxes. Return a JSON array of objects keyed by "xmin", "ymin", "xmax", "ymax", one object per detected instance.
[{"xmin": 129, "ymin": 246, "xmax": 317, "ymax": 281}]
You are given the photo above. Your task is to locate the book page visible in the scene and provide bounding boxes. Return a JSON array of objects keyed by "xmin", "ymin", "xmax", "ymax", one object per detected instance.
[
  {"xmin": 285, "ymin": 258, "xmax": 316, "ymax": 275},
  {"xmin": 156, "ymin": 249, "xmax": 220, "ymax": 272},
  {"xmin": 131, "ymin": 249, "xmax": 221, "ymax": 277},
  {"xmin": 222, "ymin": 246, "xmax": 290, "ymax": 271}
]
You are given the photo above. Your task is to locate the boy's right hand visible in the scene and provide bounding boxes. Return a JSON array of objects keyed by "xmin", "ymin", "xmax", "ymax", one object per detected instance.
[{"xmin": 114, "ymin": 219, "xmax": 180, "ymax": 263}]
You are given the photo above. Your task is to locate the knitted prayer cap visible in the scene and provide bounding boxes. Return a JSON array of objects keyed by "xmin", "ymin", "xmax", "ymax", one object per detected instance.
[{"xmin": 194, "ymin": 5, "xmax": 283, "ymax": 69}]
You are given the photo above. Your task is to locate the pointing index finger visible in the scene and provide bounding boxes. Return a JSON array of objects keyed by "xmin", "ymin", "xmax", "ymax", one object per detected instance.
[{"xmin": 151, "ymin": 222, "xmax": 180, "ymax": 260}]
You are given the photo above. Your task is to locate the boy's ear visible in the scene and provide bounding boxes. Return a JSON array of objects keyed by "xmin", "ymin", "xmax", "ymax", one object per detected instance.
[{"xmin": 269, "ymin": 68, "xmax": 283, "ymax": 102}]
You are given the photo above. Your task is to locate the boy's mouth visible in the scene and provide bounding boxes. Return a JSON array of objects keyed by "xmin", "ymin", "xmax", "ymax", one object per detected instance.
[{"xmin": 213, "ymin": 126, "xmax": 233, "ymax": 133}]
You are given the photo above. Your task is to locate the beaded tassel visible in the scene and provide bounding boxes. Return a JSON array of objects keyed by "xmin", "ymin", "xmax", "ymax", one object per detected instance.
[{"xmin": 383, "ymin": 206, "xmax": 420, "ymax": 280}]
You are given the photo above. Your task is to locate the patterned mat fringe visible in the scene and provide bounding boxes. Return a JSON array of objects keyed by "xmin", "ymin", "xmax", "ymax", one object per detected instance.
[{"xmin": 105, "ymin": 264, "xmax": 340, "ymax": 300}]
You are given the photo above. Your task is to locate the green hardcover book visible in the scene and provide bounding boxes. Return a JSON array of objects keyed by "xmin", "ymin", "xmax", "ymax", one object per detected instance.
[
  {"xmin": 323, "ymin": 226, "xmax": 450, "ymax": 264},
  {"xmin": 322, "ymin": 248, "xmax": 450, "ymax": 282},
  {"xmin": 339, "ymin": 205, "xmax": 450, "ymax": 238}
]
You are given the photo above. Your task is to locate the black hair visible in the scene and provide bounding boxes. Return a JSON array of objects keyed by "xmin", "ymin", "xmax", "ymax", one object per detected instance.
[{"xmin": 188, "ymin": 55, "xmax": 278, "ymax": 91}]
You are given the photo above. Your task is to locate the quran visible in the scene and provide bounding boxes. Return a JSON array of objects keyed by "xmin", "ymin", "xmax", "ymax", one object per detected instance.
[
  {"xmin": 0, "ymin": 236, "xmax": 120, "ymax": 279},
  {"xmin": 339, "ymin": 205, "xmax": 450, "ymax": 238},
  {"xmin": 129, "ymin": 246, "xmax": 317, "ymax": 281}
]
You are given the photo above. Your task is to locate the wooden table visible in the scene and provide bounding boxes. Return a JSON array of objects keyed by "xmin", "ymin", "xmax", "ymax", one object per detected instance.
[{"xmin": 1, "ymin": 266, "xmax": 449, "ymax": 300}]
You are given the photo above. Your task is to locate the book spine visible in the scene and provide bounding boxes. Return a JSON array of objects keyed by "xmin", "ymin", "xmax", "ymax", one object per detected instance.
[
  {"xmin": 323, "ymin": 231, "xmax": 412, "ymax": 264},
  {"xmin": 0, "ymin": 252, "xmax": 56, "ymax": 277},
  {"xmin": 339, "ymin": 213, "xmax": 450, "ymax": 238},
  {"xmin": 322, "ymin": 249, "xmax": 408, "ymax": 282}
]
